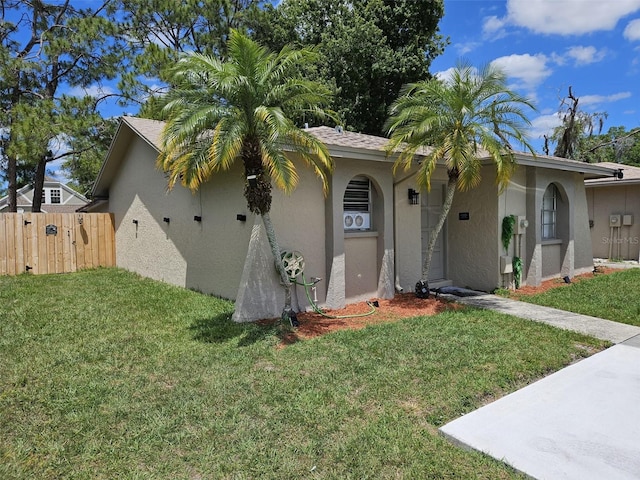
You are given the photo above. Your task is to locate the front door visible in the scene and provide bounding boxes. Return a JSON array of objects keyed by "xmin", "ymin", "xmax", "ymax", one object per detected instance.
[{"xmin": 421, "ymin": 182, "xmax": 446, "ymax": 282}]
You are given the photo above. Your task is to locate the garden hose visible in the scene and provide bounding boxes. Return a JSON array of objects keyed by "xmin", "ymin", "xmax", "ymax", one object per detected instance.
[
  {"xmin": 280, "ymin": 250, "xmax": 377, "ymax": 320},
  {"xmin": 292, "ymin": 273, "xmax": 377, "ymax": 319}
]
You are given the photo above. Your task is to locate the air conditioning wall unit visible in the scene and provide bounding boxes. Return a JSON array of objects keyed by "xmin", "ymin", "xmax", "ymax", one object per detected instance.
[{"xmin": 344, "ymin": 212, "xmax": 371, "ymax": 230}]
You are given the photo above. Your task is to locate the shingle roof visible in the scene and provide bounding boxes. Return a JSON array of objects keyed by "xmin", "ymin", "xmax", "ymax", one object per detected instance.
[
  {"xmin": 108, "ymin": 117, "xmax": 614, "ymax": 181},
  {"xmin": 585, "ymin": 162, "xmax": 640, "ymax": 186},
  {"xmin": 123, "ymin": 116, "xmax": 164, "ymax": 150},
  {"xmin": 305, "ymin": 126, "xmax": 391, "ymax": 152},
  {"xmin": 121, "ymin": 118, "xmax": 396, "ymax": 155}
]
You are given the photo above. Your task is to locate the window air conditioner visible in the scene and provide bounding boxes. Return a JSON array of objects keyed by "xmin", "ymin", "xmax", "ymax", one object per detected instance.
[{"xmin": 344, "ymin": 212, "xmax": 370, "ymax": 230}]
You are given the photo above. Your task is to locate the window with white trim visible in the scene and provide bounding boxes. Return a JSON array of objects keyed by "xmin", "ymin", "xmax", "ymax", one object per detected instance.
[
  {"xmin": 542, "ymin": 184, "xmax": 557, "ymax": 240},
  {"xmin": 50, "ymin": 189, "xmax": 61, "ymax": 204},
  {"xmin": 42, "ymin": 188, "xmax": 62, "ymax": 204}
]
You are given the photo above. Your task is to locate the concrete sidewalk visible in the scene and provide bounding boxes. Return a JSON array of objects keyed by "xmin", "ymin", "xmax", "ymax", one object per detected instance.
[
  {"xmin": 454, "ymin": 292, "xmax": 640, "ymax": 344},
  {"xmin": 438, "ymin": 287, "xmax": 640, "ymax": 479}
]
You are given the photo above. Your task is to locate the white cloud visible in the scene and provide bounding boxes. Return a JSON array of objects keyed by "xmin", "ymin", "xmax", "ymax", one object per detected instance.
[
  {"xmin": 491, "ymin": 53, "xmax": 552, "ymax": 90},
  {"xmin": 564, "ymin": 45, "xmax": 608, "ymax": 65},
  {"xmin": 482, "ymin": 15, "xmax": 508, "ymax": 39},
  {"xmin": 529, "ymin": 113, "xmax": 562, "ymax": 139},
  {"xmin": 455, "ymin": 41, "xmax": 481, "ymax": 56},
  {"xmin": 624, "ymin": 18, "xmax": 640, "ymax": 40},
  {"xmin": 498, "ymin": 0, "xmax": 640, "ymax": 35},
  {"xmin": 434, "ymin": 66, "xmax": 471, "ymax": 84},
  {"xmin": 579, "ymin": 92, "xmax": 632, "ymax": 106}
]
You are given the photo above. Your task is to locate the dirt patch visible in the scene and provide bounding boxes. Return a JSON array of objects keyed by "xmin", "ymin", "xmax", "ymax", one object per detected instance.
[
  {"xmin": 508, "ymin": 266, "xmax": 617, "ymax": 298},
  {"xmin": 262, "ymin": 266, "xmax": 620, "ymax": 347},
  {"xmin": 258, "ymin": 294, "xmax": 462, "ymax": 346}
]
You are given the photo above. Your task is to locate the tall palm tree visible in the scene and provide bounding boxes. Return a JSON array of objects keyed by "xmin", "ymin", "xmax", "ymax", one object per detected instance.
[
  {"xmin": 158, "ymin": 30, "xmax": 334, "ymax": 323},
  {"xmin": 385, "ymin": 62, "xmax": 536, "ymax": 293}
]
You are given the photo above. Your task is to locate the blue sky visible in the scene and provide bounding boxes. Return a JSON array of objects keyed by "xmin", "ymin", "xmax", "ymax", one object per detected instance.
[
  {"xmin": 9, "ymin": 0, "xmax": 640, "ymax": 184},
  {"xmin": 432, "ymin": 0, "xmax": 640, "ymax": 153}
]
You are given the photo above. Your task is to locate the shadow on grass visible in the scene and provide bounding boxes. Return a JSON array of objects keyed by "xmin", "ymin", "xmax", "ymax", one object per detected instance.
[{"xmin": 189, "ymin": 313, "xmax": 281, "ymax": 347}]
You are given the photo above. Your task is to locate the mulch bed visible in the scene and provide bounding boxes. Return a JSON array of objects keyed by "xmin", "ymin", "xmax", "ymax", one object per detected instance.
[{"xmin": 262, "ymin": 266, "xmax": 620, "ymax": 346}]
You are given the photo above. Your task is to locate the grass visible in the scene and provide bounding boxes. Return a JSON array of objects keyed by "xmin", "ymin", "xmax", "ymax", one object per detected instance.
[
  {"xmin": 513, "ymin": 269, "xmax": 640, "ymax": 327},
  {"xmin": 0, "ymin": 268, "xmax": 608, "ymax": 479}
]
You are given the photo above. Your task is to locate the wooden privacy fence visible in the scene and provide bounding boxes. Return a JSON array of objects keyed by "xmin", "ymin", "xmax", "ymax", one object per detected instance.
[{"xmin": 0, "ymin": 213, "xmax": 115, "ymax": 276}]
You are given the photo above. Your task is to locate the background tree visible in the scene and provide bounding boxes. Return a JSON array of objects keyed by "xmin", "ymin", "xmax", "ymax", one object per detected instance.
[
  {"xmin": 543, "ymin": 86, "xmax": 607, "ymax": 159},
  {"xmin": 386, "ymin": 63, "xmax": 536, "ymax": 292},
  {"xmin": 117, "ymin": 0, "xmax": 262, "ymax": 119},
  {"xmin": 543, "ymin": 87, "xmax": 640, "ymax": 165},
  {"xmin": 0, "ymin": 0, "xmax": 123, "ymax": 211},
  {"xmin": 571, "ymin": 125, "xmax": 640, "ymax": 165},
  {"xmin": 252, "ymin": 0, "xmax": 447, "ymax": 136},
  {"xmin": 159, "ymin": 31, "xmax": 334, "ymax": 323}
]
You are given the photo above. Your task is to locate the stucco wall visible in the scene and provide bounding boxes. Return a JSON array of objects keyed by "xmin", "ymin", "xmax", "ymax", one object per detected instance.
[
  {"xmin": 393, "ymin": 167, "xmax": 449, "ymax": 292},
  {"xmin": 497, "ymin": 167, "xmax": 528, "ymax": 288},
  {"xmin": 524, "ymin": 168, "xmax": 593, "ymax": 285},
  {"xmin": 344, "ymin": 233, "xmax": 378, "ymax": 299},
  {"xmin": 587, "ymin": 185, "xmax": 640, "ymax": 261},
  {"xmin": 325, "ymin": 158, "xmax": 395, "ymax": 309},
  {"xmin": 108, "ymin": 135, "xmax": 253, "ymax": 300},
  {"xmin": 106, "ymin": 133, "xmax": 401, "ymax": 322},
  {"xmin": 448, "ymin": 165, "xmax": 500, "ymax": 292}
]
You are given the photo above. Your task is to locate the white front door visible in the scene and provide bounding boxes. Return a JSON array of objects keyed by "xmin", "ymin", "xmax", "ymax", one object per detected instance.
[{"xmin": 421, "ymin": 182, "xmax": 446, "ymax": 282}]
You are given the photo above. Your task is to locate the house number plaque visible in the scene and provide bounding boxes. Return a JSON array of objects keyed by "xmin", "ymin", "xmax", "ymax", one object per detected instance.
[
  {"xmin": 45, "ymin": 224, "xmax": 58, "ymax": 236},
  {"xmin": 458, "ymin": 212, "xmax": 470, "ymax": 221}
]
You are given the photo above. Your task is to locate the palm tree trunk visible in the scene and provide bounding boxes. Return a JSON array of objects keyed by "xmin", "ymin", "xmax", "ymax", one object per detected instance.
[
  {"xmin": 421, "ymin": 174, "xmax": 458, "ymax": 281},
  {"xmin": 261, "ymin": 211, "xmax": 294, "ymax": 322}
]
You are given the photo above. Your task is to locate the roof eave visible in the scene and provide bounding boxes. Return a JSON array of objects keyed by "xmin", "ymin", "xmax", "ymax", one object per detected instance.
[{"xmin": 509, "ymin": 152, "xmax": 618, "ymax": 179}]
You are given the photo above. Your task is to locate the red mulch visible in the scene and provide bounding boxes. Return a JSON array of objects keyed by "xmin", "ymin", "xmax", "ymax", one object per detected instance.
[
  {"xmin": 508, "ymin": 266, "xmax": 617, "ymax": 298},
  {"xmin": 261, "ymin": 266, "xmax": 619, "ymax": 347}
]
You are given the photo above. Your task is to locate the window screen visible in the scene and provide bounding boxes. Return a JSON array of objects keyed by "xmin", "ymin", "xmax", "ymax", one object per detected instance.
[{"xmin": 343, "ymin": 176, "xmax": 370, "ymax": 212}]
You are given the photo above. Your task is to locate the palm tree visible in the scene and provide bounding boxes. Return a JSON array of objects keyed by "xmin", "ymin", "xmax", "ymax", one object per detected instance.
[
  {"xmin": 385, "ymin": 62, "xmax": 536, "ymax": 293},
  {"xmin": 158, "ymin": 30, "xmax": 334, "ymax": 323}
]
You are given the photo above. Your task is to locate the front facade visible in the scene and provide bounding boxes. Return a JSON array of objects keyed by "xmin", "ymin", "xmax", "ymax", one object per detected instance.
[
  {"xmin": 394, "ymin": 154, "xmax": 609, "ymax": 293},
  {"xmin": 0, "ymin": 178, "xmax": 88, "ymax": 213},
  {"xmin": 90, "ymin": 116, "xmax": 615, "ymax": 321},
  {"xmin": 585, "ymin": 162, "xmax": 640, "ymax": 261}
]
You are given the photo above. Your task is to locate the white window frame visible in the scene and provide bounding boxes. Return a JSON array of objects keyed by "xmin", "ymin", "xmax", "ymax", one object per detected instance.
[
  {"xmin": 50, "ymin": 188, "xmax": 61, "ymax": 204},
  {"xmin": 542, "ymin": 184, "xmax": 557, "ymax": 240},
  {"xmin": 42, "ymin": 188, "xmax": 62, "ymax": 204}
]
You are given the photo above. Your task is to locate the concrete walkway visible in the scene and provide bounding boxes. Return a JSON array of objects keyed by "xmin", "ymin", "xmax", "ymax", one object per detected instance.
[
  {"xmin": 438, "ymin": 284, "xmax": 640, "ymax": 479},
  {"xmin": 454, "ymin": 292, "xmax": 640, "ymax": 344}
]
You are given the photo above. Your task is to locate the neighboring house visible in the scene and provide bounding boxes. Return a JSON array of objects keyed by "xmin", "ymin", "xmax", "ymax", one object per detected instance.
[
  {"xmin": 87, "ymin": 116, "xmax": 616, "ymax": 322},
  {"xmin": 585, "ymin": 162, "xmax": 640, "ymax": 261},
  {"xmin": 0, "ymin": 177, "xmax": 89, "ymax": 213}
]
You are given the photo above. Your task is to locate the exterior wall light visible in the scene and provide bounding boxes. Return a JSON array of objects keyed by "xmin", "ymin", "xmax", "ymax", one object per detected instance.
[
  {"xmin": 194, "ymin": 215, "xmax": 202, "ymax": 222},
  {"xmin": 163, "ymin": 217, "xmax": 170, "ymax": 223},
  {"xmin": 408, "ymin": 188, "xmax": 420, "ymax": 205},
  {"xmin": 247, "ymin": 174, "xmax": 257, "ymax": 187},
  {"xmin": 237, "ymin": 214, "xmax": 247, "ymax": 222}
]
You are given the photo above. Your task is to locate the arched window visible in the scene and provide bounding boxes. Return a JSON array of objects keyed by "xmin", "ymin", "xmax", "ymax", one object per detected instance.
[
  {"xmin": 343, "ymin": 175, "xmax": 371, "ymax": 230},
  {"xmin": 542, "ymin": 184, "xmax": 558, "ymax": 239}
]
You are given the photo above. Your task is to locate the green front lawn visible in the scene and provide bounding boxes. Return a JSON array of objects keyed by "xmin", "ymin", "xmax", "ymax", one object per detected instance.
[
  {"xmin": 0, "ymin": 268, "xmax": 607, "ymax": 479},
  {"xmin": 513, "ymin": 269, "xmax": 640, "ymax": 327}
]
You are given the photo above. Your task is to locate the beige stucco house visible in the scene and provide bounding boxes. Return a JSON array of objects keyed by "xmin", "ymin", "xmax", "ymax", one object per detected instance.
[
  {"xmin": 585, "ymin": 162, "xmax": 640, "ymax": 261},
  {"xmin": 87, "ymin": 116, "xmax": 616, "ymax": 321},
  {"xmin": 0, "ymin": 177, "xmax": 89, "ymax": 213}
]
